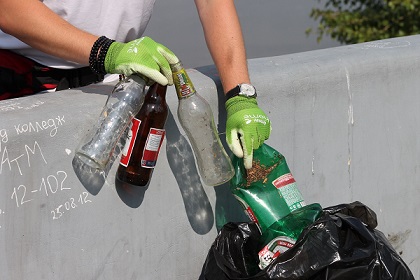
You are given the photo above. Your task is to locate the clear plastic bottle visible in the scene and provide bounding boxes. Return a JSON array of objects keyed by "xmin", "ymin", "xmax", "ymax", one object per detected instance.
[
  {"xmin": 171, "ymin": 62, "xmax": 234, "ymax": 186},
  {"xmin": 75, "ymin": 75, "xmax": 147, "ymax": 171}
]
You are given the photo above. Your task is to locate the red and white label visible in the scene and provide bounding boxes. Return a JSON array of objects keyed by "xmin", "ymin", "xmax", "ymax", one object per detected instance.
[
  {"xmin": 119, "ymin": 118, "xmax": 141, "ymax": 167},
  {"xmin": 141, "ymin": 128, "xmax": 165, "ymax": 168},
  {"xmin": 258, "ymin": 236, "xmax": 296, "ymax": 269},
  {"xmin": 233, "ymin": 194, "xmax": 260, "ymax": 225},
  {"xmin": 272, "ymin": 173, "xmax": 296, "ymax": 189},
  {"xmin": 245, "ymin": 206, "xmax": 259, "ymax": 224}
]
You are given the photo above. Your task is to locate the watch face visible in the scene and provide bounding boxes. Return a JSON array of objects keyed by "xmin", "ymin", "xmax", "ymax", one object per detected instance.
[{"xmin": 239, "ymin": 83, "xmax": 257, "ymax": 97}]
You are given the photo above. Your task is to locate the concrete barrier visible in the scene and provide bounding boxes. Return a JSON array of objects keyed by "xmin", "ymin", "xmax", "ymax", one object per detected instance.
[{"xmin": 1, "ymin": 35, "xmax": 419, "ymax": 279}]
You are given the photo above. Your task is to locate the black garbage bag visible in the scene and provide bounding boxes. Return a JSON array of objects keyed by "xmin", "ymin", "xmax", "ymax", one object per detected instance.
[{"xmin": 200, "ymin": 201, "xmax": 415, "ymax": 280}]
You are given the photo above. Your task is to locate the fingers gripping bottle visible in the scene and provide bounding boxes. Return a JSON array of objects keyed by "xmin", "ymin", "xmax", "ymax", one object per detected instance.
[
  {"xmin": 171, "ymin": 62, "xmax": 234, "ymax": 186},
  {"xmin": 116, "ymin": 83, "xmax": 168, "ymax": 186}
]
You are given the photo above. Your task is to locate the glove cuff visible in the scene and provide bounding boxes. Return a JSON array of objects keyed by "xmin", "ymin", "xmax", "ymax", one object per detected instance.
[{"xmin": 89, "ymin": 36, "xmax": 115, "ymax": 75}]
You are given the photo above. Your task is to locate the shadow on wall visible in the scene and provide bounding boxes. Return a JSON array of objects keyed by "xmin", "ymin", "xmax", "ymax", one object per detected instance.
[{"xmin": 165, "ymin": 110, "xmax": 214, "ymax": 235}]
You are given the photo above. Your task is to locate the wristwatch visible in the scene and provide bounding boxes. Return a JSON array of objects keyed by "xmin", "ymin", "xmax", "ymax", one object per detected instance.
[{"xmin": 225, "ymin": 83, "xmax": 257, "ymax": 100}]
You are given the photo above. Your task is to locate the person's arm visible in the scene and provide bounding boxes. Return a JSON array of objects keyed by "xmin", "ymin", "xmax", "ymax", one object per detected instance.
[
  {"xmin": 0, "ymin": 0, "xmax": 178, "ymax": 85},
  {"xmin": 0, "ymin": 0, "xmax": 96, "ymax": 65},
  {"xmin": 195, "ymin": 0, "xmax": 271, "ymax": 169},
  {"xmin": 194, "ymin": 0, "xmax": 250, "ymax": 93}
]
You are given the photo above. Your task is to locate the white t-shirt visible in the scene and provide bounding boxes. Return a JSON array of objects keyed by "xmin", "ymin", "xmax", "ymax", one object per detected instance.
[{"xmin": 0, "ymin": 0, "xmax": 156, "ymax": 69}]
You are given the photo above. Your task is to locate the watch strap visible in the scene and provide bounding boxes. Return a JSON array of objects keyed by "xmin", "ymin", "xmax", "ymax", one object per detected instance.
[{"xmin": 225, "ymin": 85, "xmax": 241, "ymax": 100}]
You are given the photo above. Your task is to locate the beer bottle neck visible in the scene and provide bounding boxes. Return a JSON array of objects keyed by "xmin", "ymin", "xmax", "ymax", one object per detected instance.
[
  {"xmin": 155, "ymin": 83, "xmax": 167, "ymax": 101},
  {"xmin": 171, "ymin": 63, "xmax": 196, "ymax": 99},
  {"xmin": 146, "ymin": 83, "xmax": 167, "ymax": 102}
]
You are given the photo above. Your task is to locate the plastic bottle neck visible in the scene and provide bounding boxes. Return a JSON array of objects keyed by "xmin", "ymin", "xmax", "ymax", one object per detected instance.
[{"xmin": 171, "ymin": 62, "xmax": 196, "ymax": 99}]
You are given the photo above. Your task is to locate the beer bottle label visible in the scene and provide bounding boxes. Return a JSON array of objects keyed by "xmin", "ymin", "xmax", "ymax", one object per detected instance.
[
  {"xmin": 141, "ymin": 128, "xmax": 165, "ymax": 168},
  {"xmin": 120, "ymin": 118, "xmax": 141, "ymax": 167},
  {"xmin": 173, "ymin": 68, "xmax": 196, "ymax": 99},
  {"xmin": 272, "ymin": 173, "xmax": 306, "ymax": 211}
]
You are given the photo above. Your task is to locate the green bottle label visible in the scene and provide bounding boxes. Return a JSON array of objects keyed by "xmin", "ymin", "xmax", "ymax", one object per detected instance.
[{"xmin": 173, "ymin": 68, "xmax": 196, "ymax": 99}]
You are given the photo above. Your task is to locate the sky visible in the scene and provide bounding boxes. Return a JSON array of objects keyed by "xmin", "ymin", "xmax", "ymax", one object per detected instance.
[{"xmin": 145, "ymin": 0, "xmax": 342, "ymax": 69}]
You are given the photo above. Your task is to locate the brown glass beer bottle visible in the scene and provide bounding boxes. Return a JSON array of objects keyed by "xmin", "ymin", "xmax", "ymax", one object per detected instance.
[{"xmin": 116, "ymin": 82, "xmax": 168, "ymax": 186}]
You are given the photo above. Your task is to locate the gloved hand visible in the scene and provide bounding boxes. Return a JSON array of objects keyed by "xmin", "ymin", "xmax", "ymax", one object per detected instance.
[
  {"xmin": 104, "ymin": 37, "xmax": 179, "ymax": 85},
  {"xmin": 226, "ymin": 96, "xmax": 271, "ymax": 169}
]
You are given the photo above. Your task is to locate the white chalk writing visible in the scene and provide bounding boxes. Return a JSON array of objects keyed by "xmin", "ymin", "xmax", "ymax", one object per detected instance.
[
  {"xmin": 0, "ymin": 100, "xmax": 45, "ymax": 112},
  {"xmin": 51, "ymin": 192, "xmax": 92, "ymax": 220},
  {"xmin": 10, "ymin": 170, "xmax": 69, "ymax": 208},
  {"xmin": 0, "ymin": 101, "xmax": 24, "ymax": 112},
  {"xmin": 14, "ymin": 116, "xmax": 65, "ymax": 137},
  {"xmin": 1, "ymin": 113, "xmax": 98, "ymax": 231},
  {"xmin": 10, "ymin": 185, "xmax": 34, "ymax": 206},
  {"xmin": 35, "ymin": 171, "xmax": 69, "ymax": 196},
  {"xmin": 24, "ymin": 100, "xmax": 45, "ymax": 110},
  {"xmin": 0, "ymin": 129, "xmax": 7, "ymax": 141},
  {"xmin": 0, "ymin": 128, "xmax": 7, "ymax": 152},
  {"xmin": 1, "ymin": 141, "xmax": 47, "ymax": 176}
]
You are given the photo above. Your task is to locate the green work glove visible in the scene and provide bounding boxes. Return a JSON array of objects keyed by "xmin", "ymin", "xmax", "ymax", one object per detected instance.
[
  {"xmin": 226, "ymin": 96, "xmax": 271, "ymax": 169},
  {"xmin": 105, "ymin": 37, "xmax": 179, "ymax": 85}
]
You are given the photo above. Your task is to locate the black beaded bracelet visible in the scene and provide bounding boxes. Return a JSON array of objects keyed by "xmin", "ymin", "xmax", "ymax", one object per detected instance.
[
  {"xmin": 97, "ymin": 38, "xmax": 114, "ymax": 75},
  {"xmin": 89, "ymin": 36, "xmax": 114, "ymax": 75},
  {"xmin": 89, "ymin": 36, "xmax": 106, "ymax": 74}
]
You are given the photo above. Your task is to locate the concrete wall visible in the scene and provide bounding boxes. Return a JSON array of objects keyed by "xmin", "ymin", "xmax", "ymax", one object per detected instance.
[{"xmin": 1, "ymin": 35, "xmax": 419, "ymax": 279}]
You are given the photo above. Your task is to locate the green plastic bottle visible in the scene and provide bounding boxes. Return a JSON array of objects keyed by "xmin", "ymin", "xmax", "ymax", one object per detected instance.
[
  {"xmin": 229, "ymin": 144, "xmax": 322, "ymax": 269},
  {"xmin": 230, "ymin": 144, "xmax": 306, "ymax": 233}
]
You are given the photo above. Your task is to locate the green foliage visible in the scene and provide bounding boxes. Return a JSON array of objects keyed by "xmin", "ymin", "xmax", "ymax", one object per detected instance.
[{"xmin": 306, "ymin": 0, "xmax": 420, "ymax": 44}]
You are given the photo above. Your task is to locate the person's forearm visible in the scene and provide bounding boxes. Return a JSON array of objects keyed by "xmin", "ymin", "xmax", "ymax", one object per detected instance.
[
  {"xmin": 0, "ymin": 0, "xmax": 96, "ymax": 65},
  {"xmin": 195, "ymin": 0, "xmax": 250, "ymax": 93}
]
